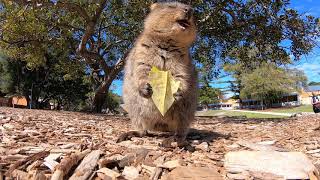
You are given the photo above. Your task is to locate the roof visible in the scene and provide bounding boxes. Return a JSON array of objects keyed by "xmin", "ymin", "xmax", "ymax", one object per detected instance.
[{"xmin": 305, "ymin": 85, "xmax": 320, "ymax": 92}]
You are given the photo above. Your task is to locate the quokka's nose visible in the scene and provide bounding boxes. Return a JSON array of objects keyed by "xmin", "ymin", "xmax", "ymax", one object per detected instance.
[{"xmin": 184, "ymin": 7, "xmax": 193, "ymax": 19}]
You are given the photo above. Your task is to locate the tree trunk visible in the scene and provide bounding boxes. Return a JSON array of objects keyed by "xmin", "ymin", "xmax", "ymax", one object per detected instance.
[{"xmin": 93, "ymin": 81, "xmax": 111, "ymax": 113}]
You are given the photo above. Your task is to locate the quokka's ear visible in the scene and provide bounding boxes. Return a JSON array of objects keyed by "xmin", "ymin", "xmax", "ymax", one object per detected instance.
[{"xmin": 150, "ymin": 3, "xmax": 159, "ymax": 11}]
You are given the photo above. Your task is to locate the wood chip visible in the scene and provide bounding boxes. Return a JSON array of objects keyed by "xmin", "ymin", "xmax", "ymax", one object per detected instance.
[
  {"xmin": 5, "ymin": 151, "xmax": 49, "ymax": 177},
  {"xmin": 163, "ymin": 166, "xmax": 223, "ymax": 180},
  {"xmin": 158, "ymin": 160, "xmax": 181, "ymax": 170},
  {"xmin": 11, "ymin": 169, "xmax": 29, "ymax": 180},
  {"xmin": 122, "ymin": 166, "xmax": 140, "ymax": 180},
  {"xmin": 29, "ymin": 170, "xmax": 47, "ymax": 180},
  {"xmin": 51, "ymin": 149, "xmax": 91, "ymax": 180},
  {"xmin": 150, "ymin": 167, "xmax": 163, "ymax": 180},
  {"xmin": 26, "ymin": 160, "xmax": 43, "ymax": 172},
  {"xmin": 237, "ymin": 140, "xmax": 286, "ymax": 151},
  {"xmin": 69, "ymin": 150, "xmax": 102, "ymax": 180},
  {"xmin": 141, "ymin": 164, "xmax": 156, "ymax": 175},
  {"xmin": 2, "ymin": 107, "xmax": 320, "ymax": 179},
  {"xmin": 118, "ymin": 148, "xmax": 149, "ymax": 168},
  {"xmin": 97, "ymin": 167, "xmax": 121, "ymax": 179},
  {"xmin": 307, "ymin": 149, "xmax": 320, "ymax": 154}
]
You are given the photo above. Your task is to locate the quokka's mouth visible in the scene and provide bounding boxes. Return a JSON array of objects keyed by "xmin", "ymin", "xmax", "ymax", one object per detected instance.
[{"xmin": 176, "ymin": 19, "xmax": 191, "ymax": 29}]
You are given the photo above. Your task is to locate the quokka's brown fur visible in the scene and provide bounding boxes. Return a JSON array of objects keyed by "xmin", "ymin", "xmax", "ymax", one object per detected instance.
[{"xmin": 120, "ymin": 2, "xmax": 198, "ymax": 145}]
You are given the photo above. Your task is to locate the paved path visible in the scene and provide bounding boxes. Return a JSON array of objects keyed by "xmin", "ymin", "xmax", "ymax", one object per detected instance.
[{"xmin": 229, "ymin": 110, "xmax": 293, "ymax": 117}]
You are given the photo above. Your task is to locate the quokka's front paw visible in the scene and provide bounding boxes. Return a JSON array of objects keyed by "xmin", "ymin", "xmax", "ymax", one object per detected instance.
[
  {"xmin": 139, "ymin": 83, "xmax": 153, "ymax": 98},
  {"xmin": 173, "ymin": 88, "xmax": 183, "ymax": 101}
]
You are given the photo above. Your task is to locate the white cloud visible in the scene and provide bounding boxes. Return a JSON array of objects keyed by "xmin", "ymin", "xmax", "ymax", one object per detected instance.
[{"xmin": 296, "ymin": 61, "xmax": 320, "ymax": 82}]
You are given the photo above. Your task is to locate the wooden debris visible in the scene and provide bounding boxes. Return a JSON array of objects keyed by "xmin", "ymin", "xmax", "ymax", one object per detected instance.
[
  {"xmin": 1, "ymin": 107, "xmax": 320, "ymax": 179},
  {"xmin": 44, "ymin": 160, "xmax": 59, "ymax": 171},
  {"xmin": 29, "ymin": 169, "xmax": 47, "ymax": 180},
  {"xmin": 141, "ymin": 164, "xmax": 156, "ymax": 175},
  {"xmin": 43, "ymin": 153, "xmax": 62, "ymax": 171},
  {"xmin": 307, "ymin": 149, "xmax": 320, "ymax": 154},
  {"xmin": 69, "ymin": 150, "xmax": 102, "ymax": 180},
  {"xmin": 237, "ymin": 140, "xmax": 287, "ymax": 151},
  {"xmin": 163, "ymin": 166, "xmax": 223, "ymax": 180},
  {"xmin": 122, "ymin": 166, "xmax": 140, "ymax": 180},
  {"xmin": 96, "ymin": 172, "xmax": 110, "ymax": 180},
  {"xmin": 11, "ymin": 169, "xmax": 28, "ymax": 180},
  {"xmin": 26, "ymin": 160, "xmax": 43, "ymax": 172},
  {"xmin": 150, "ymin": 167, "xmax": 163, "ymax": 180},
  {"xmin": 150, "ymin": 155, "xmax": 165, "ymax": 180},
  {"xmin": 45, "ymin": 153, "xmax": 62, "ymax": 162},
  {"xmin": 97, "ymin": 168, "xmax": 121, "ymax": 180},
  {"xmin": 257, "ymin": 140, "xmax": 276, "ymax": 145},
  {"xmin": 158, "ymin": 160, "xmax": 181, "ymax": 170},
  {"xmin": 195, "ymin": 142, "xmax": 210, "ymax": 152},
  {"xmin": 51, "ymin": 149, "xmax": 91, "ymax": 180},
  {"xmin": 5, "ymin": 150, "xmax": 49, "ymax": 177},
  {"xmin": 50, "ymin": 149, "xmax": 79, "ymax": 154},
  {"xmin": 118, "ymin": 148, "xmax": 149, "ymax": 168}
]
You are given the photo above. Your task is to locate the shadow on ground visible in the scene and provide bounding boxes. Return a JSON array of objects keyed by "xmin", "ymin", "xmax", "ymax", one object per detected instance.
[{"xmin": 187, "ymin": 128, "xmax": 230, "ymax": 142}]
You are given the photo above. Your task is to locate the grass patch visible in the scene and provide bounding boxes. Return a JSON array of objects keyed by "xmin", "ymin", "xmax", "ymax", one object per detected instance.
[
  {"xmin": 196, "ymin": 110, "xmax": 285, "ymax": 119},
  {"xmin": 263, "ymin": 105, "xmax": 313, "ymax": 113}
]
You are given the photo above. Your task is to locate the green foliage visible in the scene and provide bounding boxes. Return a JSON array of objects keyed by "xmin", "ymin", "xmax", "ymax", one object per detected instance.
[
  {"xmin": 0, "ymin": 53, "xmax": 90, "ymax": 110},
  {"xmin": 0, "ymin": 57, "xmax": 14, "ymax": 94},
  {"xmin": 199, "ymin": 85, "xmax": 223, "ymax": 106},
  {"xmin": 0, "ymin": 0, "xmax": 319, "ymax": 112},
  {"xmin": 240, "ymin": 63, "xmax": 307, "ymax": 104},
  {"xmin": 309, "ymin": 81, "xmax": 320, "ymax": 86},
  {"xmin": 1, "ymin": 0, "xmax": 319, "ymax": 79},
  {"xmin": 83, "ymin": 91, "xmax": 121, "ymax": 112},
  {"xmin": 105, "ymin": 92, "xmax": 121, "ymax": 113},
  {"xmin": 186, "ymin": 0, "xmax": 319, "ymax": 80}
]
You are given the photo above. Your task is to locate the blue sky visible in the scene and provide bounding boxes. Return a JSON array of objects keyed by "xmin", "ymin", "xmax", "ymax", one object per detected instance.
[
  {"xmin": 289, "ymin": 0, "xmax": 320, "ymax": 83},
  {"xmin": 111, "ymin": 0, "xmax": 320, "ymax": 96}
]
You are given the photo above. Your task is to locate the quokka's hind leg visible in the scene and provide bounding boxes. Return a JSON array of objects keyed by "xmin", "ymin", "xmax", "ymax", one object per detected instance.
[
  {"xmin": 116, "ymin": 117, "xmax": 148, "ymax": 143},
  {"xmin": 116, "ymin": 130, "xmax": 148, "ymax": 143},
  {"xmin": 161, "ymin": 110, "xmax": 191, "ymax": 148}
]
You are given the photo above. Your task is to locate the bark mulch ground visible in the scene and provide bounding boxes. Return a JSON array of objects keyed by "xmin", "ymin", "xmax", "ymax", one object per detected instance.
[{"xmin": 1, "ymin": 107, "xmax": 320, "ymax": 179}]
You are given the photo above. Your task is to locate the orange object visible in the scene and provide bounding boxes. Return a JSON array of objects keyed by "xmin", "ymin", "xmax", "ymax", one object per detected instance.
[{"xmin": 9, "ymin": 96, "xmax": 28, "ymax": 107}]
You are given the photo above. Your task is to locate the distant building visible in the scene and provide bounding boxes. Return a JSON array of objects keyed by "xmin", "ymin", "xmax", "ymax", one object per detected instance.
[
  {"xmin": 238, "ymin": 86, "xmax": 320, "ymax": 109},
  {"xmin": 300, "ymin": 85, "xmax": 320, "ymax": 105},
  {"xmin": 206, "ymin": 99, "xmax": 238, "ymax": 110},
  {"xmin": 0, "ymin": 95, "xmax": 28, "ymax": 108},
  {"xmin": 9, "ymin": 96, "xmax": 28, "ymax": 108},
  {"xmin": 199, "ymin": 98, "xmax": 238, "ymax": 110},
  {"xmin": 199, "ymin": 86, "xmax": 320, "ymax": 111}
]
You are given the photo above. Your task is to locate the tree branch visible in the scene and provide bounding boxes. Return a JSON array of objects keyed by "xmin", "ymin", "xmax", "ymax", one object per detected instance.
[
  {"xmin": 107, "ymin": 50, "xmax": 129, "ymax": 82},
  {"xmin": 77, "ymin": 0, "xmax": 108, "ymax": 72}
]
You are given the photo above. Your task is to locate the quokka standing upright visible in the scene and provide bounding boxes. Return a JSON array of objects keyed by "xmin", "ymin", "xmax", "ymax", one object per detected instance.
[{"xmin": 118, "ymin": 2, "xmax": 198, "ymax": 146}]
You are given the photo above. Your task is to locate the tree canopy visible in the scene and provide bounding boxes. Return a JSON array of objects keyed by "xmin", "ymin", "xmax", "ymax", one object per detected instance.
[
  {"xmin": 0, "ymin": 0, "xmax": 319, "ymax": 111},
  {"xmin": 199, "ymin": 85, "xmax": 223, "ymax": 107},
  {"xmin": 239, "ymin": 63, "xmax": 307, "ymax": 108},
  {"xmin": 0, "ymin": 52, "xmax": 90, "ymax": 110},
  {"xmin": 309, "ymin": 81, "xmax": 320, "ymax": 86}
]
